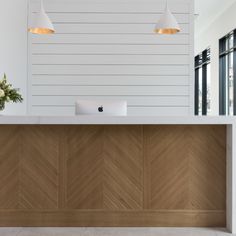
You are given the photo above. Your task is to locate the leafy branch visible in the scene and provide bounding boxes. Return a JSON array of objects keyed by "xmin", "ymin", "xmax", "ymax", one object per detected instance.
[{"xmin": 0, "ymin": 74, "xmax": 23, "ymax": 110}]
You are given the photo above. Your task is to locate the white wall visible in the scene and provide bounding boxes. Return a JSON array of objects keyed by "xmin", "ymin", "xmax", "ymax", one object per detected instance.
[
  {"xmin": 195, "ymin": 1, "xmax": 236, "ymax": 116},
  {"xmin": 28, "ymin": 0, "xmax": 194, "ymax": 116},
  {"xmin": 0, "ymin": 0, "xmax": 28, "ymax": 115},
  {"xmin": 0, "ymin": 0, "xmax": 194, "ymax": 116}
]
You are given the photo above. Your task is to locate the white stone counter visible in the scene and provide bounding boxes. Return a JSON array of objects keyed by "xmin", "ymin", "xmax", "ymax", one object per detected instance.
[{"xmin": 0, "ymin": 115, "xmax": 235, "ymax": 125}]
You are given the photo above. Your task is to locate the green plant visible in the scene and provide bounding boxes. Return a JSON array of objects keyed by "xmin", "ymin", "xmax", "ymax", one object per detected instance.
[{"xmin": 0, "ymin": 74, "xmax": 23, "ymax": 111}]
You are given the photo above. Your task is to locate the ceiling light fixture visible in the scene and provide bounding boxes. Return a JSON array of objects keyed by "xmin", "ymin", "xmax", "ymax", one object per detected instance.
[
  {"xmin": 154, "ymin": 0, "xmax": 180, "ymax": 35},
  {"xmin": 28, "ymin": 0, "xmax": 55, "ymax": 35}
]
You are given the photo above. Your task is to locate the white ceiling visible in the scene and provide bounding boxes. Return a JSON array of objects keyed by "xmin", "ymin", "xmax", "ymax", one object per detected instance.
[{"xmin": 195, "ymin": 0, "xmax": 236, "ymax": 35}]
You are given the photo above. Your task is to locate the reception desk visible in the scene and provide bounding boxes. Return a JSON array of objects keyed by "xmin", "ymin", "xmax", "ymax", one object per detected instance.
[{"xmin": 0, "ymin": 116, "xmax": 235, "ymax": 232}]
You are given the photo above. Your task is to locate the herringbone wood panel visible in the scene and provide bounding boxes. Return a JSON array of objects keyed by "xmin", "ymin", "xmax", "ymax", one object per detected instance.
[
  {"xmin": 0, "ymin": 126, "xmax": 19, "ymax": 209},
  {"xmin": 103, "ymin": 126, "xmax": 143, "ymax": 210},
  {"xmin": 144, "ymin": 125, "xmax": 226, "ymax": 211},
  {"xmin": 66, "ymin": 126, "xmax": 103, "ymax": 209},
  {"xmin": 144, "ymin": 126, "xmax": 190, "ymax": 209},
  {"xmin": 0, "ymin": 125, "xmax": 226, "ymax": 226},
  {"xmin": 189, "ymin": 126, "xmax": 226, "ymax": 210},
  {"xmin": 20, "ymin": 126, "xmax": 59, "ymax": 209}
]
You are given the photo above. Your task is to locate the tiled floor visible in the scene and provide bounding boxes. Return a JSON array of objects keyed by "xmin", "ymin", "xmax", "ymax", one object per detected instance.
[{"xmin": 0, "ymin": 228, "xmax": 233, "ymax": 236}]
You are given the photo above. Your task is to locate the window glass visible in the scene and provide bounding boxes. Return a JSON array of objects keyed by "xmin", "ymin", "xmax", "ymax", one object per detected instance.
[
  {"xmin": 195, "ymin": 48, "xmax": 211, "ymax": 116},
  {"xmin": 219, "ymin": 30, "xmax": 235, "ymax": 115},
  {"xmin": 199, "ymin": 68, "xmax": 202, "ymax": 115},
  {"xmin": 229, "ymin": 34, "xmax": 234, "ymax": 49},
  {"xmin": 207, "ymin": 63, "xmax": 211, "ymax": 114},
  {"xmin": 229, "ymin": 52, "xmax": 234, "ymax": 115}
]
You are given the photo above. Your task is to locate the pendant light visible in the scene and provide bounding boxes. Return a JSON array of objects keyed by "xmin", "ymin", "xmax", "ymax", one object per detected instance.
[
  {"xmin": 28, "ymin": 0, "xmax": 55, "ymax": 34},
  {"xmin": 154, "ymin": 0, "xmax": 180, "ymax": 35}
]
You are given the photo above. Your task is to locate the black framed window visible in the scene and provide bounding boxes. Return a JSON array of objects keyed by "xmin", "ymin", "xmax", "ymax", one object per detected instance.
[
  {"xmin": 219, "ymin": 30, "xmax": 236, "ymax": 115},
  {"xmin": 195, "ymin": 48, "xmax": 211, "ymax": 115}
]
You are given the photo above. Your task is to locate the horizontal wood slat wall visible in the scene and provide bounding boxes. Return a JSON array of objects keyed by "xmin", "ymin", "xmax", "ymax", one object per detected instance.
[
  {"xmin": 0, "ymin": 125, "xmax": 226, "ymax": 227},
  {"xmin": 28, "ymin": 0, "xmax": 194, "ymax": 116}
]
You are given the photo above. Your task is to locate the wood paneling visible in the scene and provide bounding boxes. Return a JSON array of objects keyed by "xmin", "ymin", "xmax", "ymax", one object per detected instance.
[
  {"xmin": 0, "ymin": 210, "xmax": 225, "ymax": 227},
  {"xmin": 31, "ymin": 65, "xmax": 189, "ymax": 76},
  {"xmin": 31, "ymin": 44, "xmax": 190, "ymax": 55},
  {"xmin": 66, "ymin": 126, "xmax": 103, "ymax": 209},
  {"xmin": 0, "ymin": 126, "xmax": 19, "ymax": 209},
  {"xmin": 20, "ymin": 126, "xmax": 59, "ymax": 209},
  {"xmin": 30, "ymin": 106, "xmax": 190, "ymax": 116},
  {"xmin": 31, "ymin": 85, "xmax": 189, "ymax": 96},
  {"xmin": 0, "ymin": 125, "xmax": 226, "ymax": 226},
  {"xmin": 30, "ymin": 1, "xmax": 190, "ymax": 13},
  {"xmin": 47, "ymin": 12, "xmax": 189, "ymax": 24},
  {"xmin": 32, "ymin": 54, "xmax": 190, "ymax": 65},
  {"xmin": 31, "ymin": 34, "xmax": 190, "ymax": 44},
  {"xmin": 144, "ymin": 126, "xmax": 190, "ymax": 210},
  {"xmin": 28, "ymin": 0, "xmax": 194, "ymax": 116},
  {"xmin": 144, "ymin": 126, "xmax": 226, "ymax": 211},
  {"xmin": 32, "ymin": 96, "xmax": 189, "ymax": 106},
  {"xmin": 103, "ymin": 126, "xmax": 143, "ymax": 210},
  {"xmin": 189, "ymin": 126, "xmax": 226, "ymax": 210}
]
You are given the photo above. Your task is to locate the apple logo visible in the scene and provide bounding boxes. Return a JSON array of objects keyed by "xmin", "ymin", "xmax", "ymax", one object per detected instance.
[{"xmin": 98, "ymin": 106, "xmax": 103, "ymax": 112}]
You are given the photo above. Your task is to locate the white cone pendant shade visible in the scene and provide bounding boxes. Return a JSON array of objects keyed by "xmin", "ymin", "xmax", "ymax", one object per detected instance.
[
  {"xmin": 28, "ymin": 0, "xmax": 55, "ymax": 34},
  {"xmin": 154, "ymin": 1, "xmax": 180, "ymax": 34}
]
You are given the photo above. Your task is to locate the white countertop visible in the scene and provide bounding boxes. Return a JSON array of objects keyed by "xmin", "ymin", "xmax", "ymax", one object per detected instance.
[{"xmin": 0, "ymin": 115, "xmax": 235, "ymax": 125}]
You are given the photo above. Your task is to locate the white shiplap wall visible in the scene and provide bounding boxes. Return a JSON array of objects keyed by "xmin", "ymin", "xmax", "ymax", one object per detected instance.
[{"xmin": 28, "ymin": 0, "xmax": 194, "ymax": 116}]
